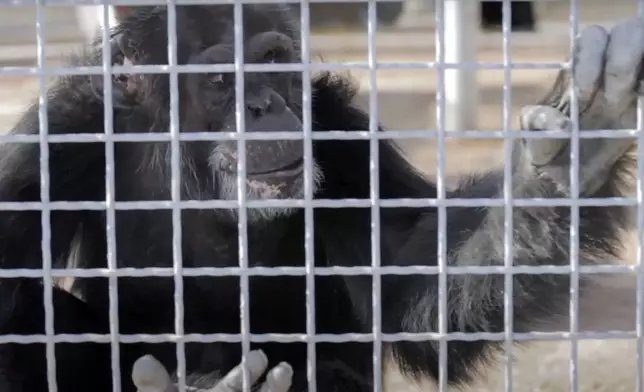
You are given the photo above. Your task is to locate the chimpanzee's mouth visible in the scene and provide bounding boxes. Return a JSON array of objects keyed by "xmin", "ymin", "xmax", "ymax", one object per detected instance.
[
  {"xmin": 247, "ymin": 158, "xmax": 304, "ymax": 177},
  {"xmin": 213, "ymin": 142, "xmax": 305, "ymax": 181}
]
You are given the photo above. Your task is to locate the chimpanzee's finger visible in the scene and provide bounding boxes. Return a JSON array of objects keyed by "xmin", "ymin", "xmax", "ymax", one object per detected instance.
[
  {"xmin": 571, "ymin": 25, "xmax": 609, "ymax": 111},
  {"xmin": 256, "ymin": 362, "xmax": 293, "ymax": 392},
  {"xmin": 519, "ymin": 105, "xmax": 571, "ymax": 167},
  {"xmin": 210, "ymin": 349, "xmax": 269, "ymax": 392},
  {"xmin": 132, "ymin": 355, "xmax": 176, "ymax": 392},
  {"xmin": 603, "ymin": 17, "xmax": 644, "ymax": 115}
]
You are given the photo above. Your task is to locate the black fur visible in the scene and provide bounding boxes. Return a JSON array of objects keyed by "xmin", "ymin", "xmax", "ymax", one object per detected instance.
[{"xmin": 0, "ymin": 4, "xmax": 632, "ymax": 392}]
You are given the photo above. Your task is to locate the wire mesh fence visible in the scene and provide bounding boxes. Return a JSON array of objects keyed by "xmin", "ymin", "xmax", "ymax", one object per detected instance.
[{"xmin": 0, "ymin": 1, "xmax": 642, "ymax": 392}]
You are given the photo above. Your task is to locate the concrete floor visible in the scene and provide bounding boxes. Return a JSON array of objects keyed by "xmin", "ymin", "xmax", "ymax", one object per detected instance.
[{"xmin": 0, "ymin": 6, "xmax": 643, "ymax": 391}]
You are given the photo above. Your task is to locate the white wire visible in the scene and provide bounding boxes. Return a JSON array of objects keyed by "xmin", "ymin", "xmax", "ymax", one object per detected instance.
[
  {"xmin": 500, "ymin": 1, "xmax": 514, "ymax": 391},
  {"xmin": 567, "ymin": 1, "xmax": 581, "ymax": 391},
  {"xmin": 0, "ymin": 61, "xmax": 570, "ymax": 76},
  {"xmin": 165, "ymin": 2, "xmax": 187, "ymax": 391},
  {"xmin": 34, "ymin": 0, "xmax": 57, "ymax": 390},
  {"xmin": 298, "ymin": 1, "xmax": 317, "ymax": 392},
  {"xmin": 366, "ymin": 1, "xmax": 383, "ymax": 392},
  {"xmin": 99, "ymin": 3, "xmax": 121, "ymax": 391},
  {"xmin": 636, "ymin": 2, "xmax": 644, "ymax": 392},
  {"xmin": 0, "ymin": 330, "xmax": 639, "ymax": 345},
  {"xmin": 231, "ymin": 3, "xmax": 252, "ymax": 392},
  {"xmin": 433, "ymin": 1, "xmax": 448, "ymax": 390}
]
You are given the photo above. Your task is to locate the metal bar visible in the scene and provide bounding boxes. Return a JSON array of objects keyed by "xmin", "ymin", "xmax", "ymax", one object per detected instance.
[
  {"xmin": 636, "ymin": 2, "xmax": 644, "ymax": 392},
  {"xmin": 231, "ymin": 3, "xmax": 253, "ymax": 392},
  {"xmin": 501, "ymin": 1, "xmax": 514, "ymax": 391},
  {"xmin": 0, "ymin": 263, "xmax": 637, "ymax": 279},
  {"xmin": 366, "ymin": 0, "xmax": 383, "ymax": 390},
  {"xmin": 0, "ymin": 196, "xmax": 634, "ymax": 211},
  {"xmin": 165, "ymin": 2, "xmax": 188, "ymax": 391},
  {"xmin": 433, "ymin": 1, "xmax": 448, "ymax": 390},
  {"xmin": 0, "ymin": 128, "xmax": 640, "ymax": 143},
  {"xmin": 0, "ymin": 330, "xmax": 641, "ymax": 344},
  {"xmin": 299, "ymin": 1, "xmax": 317, "ymax": 391},
  {"xmin": 34, "ymin": 0, "xmax": 57, "ymax": 391},
  {"xmin": 98, "ymin": 2, "xmax": 122, "ymax": 391},
  {"xmin": 0, "ymin": 61, "xmax": 570, "ymax": 76},
  {"xmin": 567, "ymin": 1, "xmax": 581, "ymax": 391}
]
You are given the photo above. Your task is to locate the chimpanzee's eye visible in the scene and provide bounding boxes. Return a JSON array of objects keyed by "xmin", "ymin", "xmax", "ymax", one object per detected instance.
[{"xmin": 265, "ymin": 50, "xmax": 277, "ymax": 63}]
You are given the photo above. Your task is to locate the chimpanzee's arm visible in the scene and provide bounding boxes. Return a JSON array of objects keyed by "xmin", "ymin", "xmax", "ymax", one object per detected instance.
[
  {"xmin": 0, "ymin": 47, "xmax": 111, "ymax": 273},
  {"xmin": 384, "ymin": 18, "xmax": 640, "ymax": 385}
]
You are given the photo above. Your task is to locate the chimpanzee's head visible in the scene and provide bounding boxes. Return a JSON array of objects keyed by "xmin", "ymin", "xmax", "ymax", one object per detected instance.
[{"xmin": 101, "ymin": 5, "xmax": 324, "ymax": 221}]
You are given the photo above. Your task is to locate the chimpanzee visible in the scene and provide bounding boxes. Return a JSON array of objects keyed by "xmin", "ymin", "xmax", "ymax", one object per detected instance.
[{"xmin": 0, "ymin": 5, "xmax": 639, "ymax": 392}]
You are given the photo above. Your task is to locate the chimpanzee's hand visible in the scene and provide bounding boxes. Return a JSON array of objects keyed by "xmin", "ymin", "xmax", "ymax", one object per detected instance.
[
  {"xmin": 519, "ymin": 17, "xmax": 643, "ymax": 195},
  {"xmin": 131, "ymin": 350, "xmax": 293, "ymax": 392}
]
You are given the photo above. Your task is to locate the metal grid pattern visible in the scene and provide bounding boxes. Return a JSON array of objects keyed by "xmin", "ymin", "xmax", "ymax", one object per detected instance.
[
  {"xmin": 0, "ymin": 1, "xmax": 642, "ymax": 392},
  {"xmin": 636, "ymin": 1, "xmax": 644, "ymax": 391}
]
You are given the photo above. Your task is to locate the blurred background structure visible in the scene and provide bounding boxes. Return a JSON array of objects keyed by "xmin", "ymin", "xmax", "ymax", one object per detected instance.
[{"xmin": 0, "ymin": 1, "xmax": 641, "ymax": 391}]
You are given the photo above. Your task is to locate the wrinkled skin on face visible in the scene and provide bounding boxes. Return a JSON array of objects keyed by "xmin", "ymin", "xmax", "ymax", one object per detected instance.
[
  {"xmin": 99, "ymin": 6, "xmax": 323, "ymax": 222},
  {"xmin": 180, "ymin": 31, "xmax": 318, "ymax": 206}
]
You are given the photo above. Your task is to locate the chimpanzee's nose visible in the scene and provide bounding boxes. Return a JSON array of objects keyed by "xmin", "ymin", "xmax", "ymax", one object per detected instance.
[{"xmin": 246, "ymin": 88, "xmax": 286, "ymax": 118}]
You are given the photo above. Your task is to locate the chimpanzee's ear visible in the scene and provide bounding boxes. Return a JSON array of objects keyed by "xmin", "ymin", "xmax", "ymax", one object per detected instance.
[{"xmin": 113, "ymin": 6, "xmax": 176, "ymax": 67}]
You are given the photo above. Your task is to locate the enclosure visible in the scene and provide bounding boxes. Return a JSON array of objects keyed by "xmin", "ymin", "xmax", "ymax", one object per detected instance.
[{"xmin": 0, "ymin": 0, "xmax": 642, "ymax": 391}]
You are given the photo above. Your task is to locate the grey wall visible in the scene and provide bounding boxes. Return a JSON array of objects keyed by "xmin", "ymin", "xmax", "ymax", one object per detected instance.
[{"xmin": 0, "ymin": 6, "xmax": 84, "ymax": 45}]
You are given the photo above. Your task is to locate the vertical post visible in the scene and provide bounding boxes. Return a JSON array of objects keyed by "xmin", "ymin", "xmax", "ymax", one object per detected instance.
[
  {"xmin": 443, "ymin": 0, "xmax": 479, "ymax": 132},
  {"xmin": 75, "ymin": 5, "xmax": 117, "ymax": 42},
  {"xmin": 416, "ymin": 0, "xmax": 434, "ymax": 14}
]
